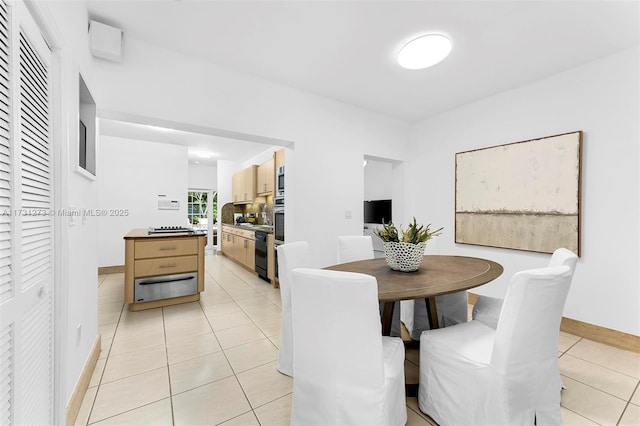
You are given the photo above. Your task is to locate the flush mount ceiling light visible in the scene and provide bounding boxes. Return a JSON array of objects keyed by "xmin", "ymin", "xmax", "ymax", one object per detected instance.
[
  {"xmin": 189, "ymin": 149, "xmax": 216, "ymax": 159},
  {"xmin": 195, "ymin": 152, "xmax": 215, "ymax": 159},
  {"xmin": 397, "ymin": 34, "xmax": 452, "ymax": 70}
]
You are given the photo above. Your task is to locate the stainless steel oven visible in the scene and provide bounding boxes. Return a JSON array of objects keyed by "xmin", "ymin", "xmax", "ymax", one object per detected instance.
[
  {"xmin": 274, "ymin": 205, "xmax": 284, "ymax": 244},
  {"xmin": 134, "ymin": 272, "xmax": 198, "ymax": 303}
]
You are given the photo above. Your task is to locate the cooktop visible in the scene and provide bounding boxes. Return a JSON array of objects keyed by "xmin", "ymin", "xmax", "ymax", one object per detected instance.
[{"xmin": 148, "ymin": 226, "xmax": 192, "ymax": 234}]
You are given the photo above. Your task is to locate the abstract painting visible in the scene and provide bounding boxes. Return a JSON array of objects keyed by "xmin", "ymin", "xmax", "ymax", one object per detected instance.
[{"xmin": 455, "ymin": 131, "xmax": 582, "ymax": 255}]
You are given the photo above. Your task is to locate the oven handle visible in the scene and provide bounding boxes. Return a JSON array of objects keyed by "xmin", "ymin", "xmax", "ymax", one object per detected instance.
[{"xmin": 137, "ymin": 275, "xmax": 196, "ymax": 286}]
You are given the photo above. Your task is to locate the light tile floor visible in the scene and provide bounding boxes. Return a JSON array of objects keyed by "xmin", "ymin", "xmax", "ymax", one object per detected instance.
[{"xmin": 77, "ymin": 253, "xmax": 640, "ymax": 425}]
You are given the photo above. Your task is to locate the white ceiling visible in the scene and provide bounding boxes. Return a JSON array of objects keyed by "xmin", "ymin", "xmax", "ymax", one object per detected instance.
[
  {"xmin": 87, "ymin": 0, "xmax": 639, "ymax": 159},
  {"xmin": 99, "ymin": 118, "xmax": 277, "ymax": 166}
]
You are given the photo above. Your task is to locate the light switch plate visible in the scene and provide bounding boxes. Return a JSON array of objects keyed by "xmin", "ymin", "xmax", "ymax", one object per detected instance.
[{"xmin": 68, "ymin": 205, "xmax": 76, "ymax": 227}]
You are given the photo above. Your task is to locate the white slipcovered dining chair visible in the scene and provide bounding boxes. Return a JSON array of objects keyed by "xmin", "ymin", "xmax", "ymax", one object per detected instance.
[
  {"xmin": 400, "ymin": 293, "xmax": 468, "ymax": 340},
  {"xmin": 337, "ymin": 235, "xmax": 402, "ymax": 336},
  {"xmin": 472, "ymin": 247, "xmax": 578, "ymax": 329},
  {"xmin": 337, "ymin": 235, "xmax": 375, "ymax": 263},
  {"xmin": 418, "ymin": 264, "xmax": 575, "ymax": 425},
  {"xmin": 290, "ymin": 268, "xmax": 407, "ymax": 426},
  {"xmin": 276, "ymin": 241, "xmax": 312, "ymax": 377},
  {"xmin": 400, "ymin": 236, "xmax": 468, "ymax": 339}
]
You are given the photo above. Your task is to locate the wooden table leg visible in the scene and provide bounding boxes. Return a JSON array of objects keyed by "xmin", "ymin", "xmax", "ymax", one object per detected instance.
[
  {"xmin": 405, "ymin": 298, "xmax": 440, "ymax": 397},
  {"xmin": 425, "ymin": 297, "xmax": 440, "ymax": 329},
  {"xmin": 381, "ymin": 301, "xmax": 395, "ymax": 336}
]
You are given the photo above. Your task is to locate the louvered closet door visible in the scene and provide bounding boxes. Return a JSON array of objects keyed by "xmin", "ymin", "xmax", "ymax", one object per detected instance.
[{"xmin": 0, "ymin": 1, "xmax": 53, "ymax": 425}]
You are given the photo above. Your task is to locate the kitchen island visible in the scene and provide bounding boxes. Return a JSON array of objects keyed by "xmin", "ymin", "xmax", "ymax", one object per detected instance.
[{"xmin": 124, "ymin": 228, "xmax": 207, "ymax": 311}]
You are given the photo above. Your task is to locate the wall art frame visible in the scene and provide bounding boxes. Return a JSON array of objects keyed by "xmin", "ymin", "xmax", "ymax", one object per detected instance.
[{"xmin": 455, "ymin": 131, "xmax": 582, "ymax": 255}]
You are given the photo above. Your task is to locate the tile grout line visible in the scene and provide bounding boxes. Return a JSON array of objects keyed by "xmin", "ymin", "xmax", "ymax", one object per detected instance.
[
  {"xmin": 206, "ymin": 263, "xmax": 281, "ymax": 351},
  {"xmin": 202, "ymin": 261, "xmax": 279, "ymax": 424},
  {"xmin": 161, "ymin": 307, "xmax": 177, "ymax": 426},
  {"xmin": 559, "ymin": 335, "xmax": 583, "ymax": 356},
  {"xmin": 560, "ymin": 350, "xmax": 640, "ymax": 381},
  {"xmin": 558, "ymin": 405, "xmax": 600, "ymax": 425},
  {"xmin": 615, "ymin": 380, "xmax": 640, "ymax": 425},
  {"xmin": 198, "ymin": 278, "xmax": 262, "ymax": 424},
  {"xmin": 195, "ymin": 284, "xmax": 260, "ymax": 424},
  {"xmin": 93, "ymin": 277, "xmax": 169, "ymax": 424},
  {"xmin": 85, "ymin": 276, "xmax": 127, "ymax": 425},
  {"xmin": 249, "ymin": 391, "xmax": 293, "ymax": 411},
  {"xmin": 86, "ymin": 293, "xmax": 123, "ymax": 424}
]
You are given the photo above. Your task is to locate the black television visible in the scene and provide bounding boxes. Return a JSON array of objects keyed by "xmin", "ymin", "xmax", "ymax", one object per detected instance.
[{"xmin": 364, "ymin": 199, "xmax": 392, "ymax": 224}]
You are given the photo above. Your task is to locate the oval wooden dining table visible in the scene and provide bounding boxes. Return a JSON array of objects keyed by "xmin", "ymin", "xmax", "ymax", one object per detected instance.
[{"xmin": 326, "ymin": 255, "xmax": 504, "ymax": 335}]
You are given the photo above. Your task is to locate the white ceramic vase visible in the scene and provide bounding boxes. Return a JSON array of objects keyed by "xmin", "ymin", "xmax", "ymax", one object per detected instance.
[{"xmin": 383, "ymin": 241, "xmax": 426, "ymax": 272}]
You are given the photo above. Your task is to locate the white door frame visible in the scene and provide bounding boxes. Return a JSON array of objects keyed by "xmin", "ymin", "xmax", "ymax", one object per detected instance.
[{"xmin": 188, "ymin": 188, "xmax": 215, "ymax": 250}]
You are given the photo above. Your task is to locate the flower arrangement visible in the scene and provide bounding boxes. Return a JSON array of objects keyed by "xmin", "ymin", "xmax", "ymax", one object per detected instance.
[
  {"xmin": 374, "ymin": 217, "xmax": 443, "ymax": 244},
  {"xmin": 375, "ymin": 218, "xmax": 443, "ymax": 272}
]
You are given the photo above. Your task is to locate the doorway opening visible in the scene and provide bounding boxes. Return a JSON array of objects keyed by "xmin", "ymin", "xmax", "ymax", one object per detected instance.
[{"xmin": 188, "ymin": 190, "xmax": 218, "ymax": 249}]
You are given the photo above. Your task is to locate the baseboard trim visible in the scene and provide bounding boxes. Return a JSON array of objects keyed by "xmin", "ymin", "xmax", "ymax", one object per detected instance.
[
  {"xmin": 66, "ymin": 334, "xmax": 101, "ymax": 426},
  {"xmin": 98, "ymin": 265, "xmax": 124, "ymax": 275},
  {"xmin": 560, "ymin": 317, "xmax": 640, "ymax": 353},
  {"xmin": 468, "ymin": 292, "xmax": 639, "ymax": 354}
]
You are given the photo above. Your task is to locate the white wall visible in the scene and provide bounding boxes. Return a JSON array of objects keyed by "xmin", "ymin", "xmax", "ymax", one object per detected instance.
[
  {"xmin": 241, "ymin": 146, "xmax": 283, "ymax": 169},
  {"xmin": 408, "ymin": 47, "xmax": 639, "ymax": 336},
  {"xmin": 97, "ymin": 136, "xmax": 189, "ymax": 267},
  {"xmin": 364, "ymin": 159, "xmax": 393, "ymax": 201},
  {"xmin": 188, "ymin": 163, "xmax": 217, "ymax": 190},
  {"xmin": 86, "ymin": 36, "xmax": 410, "ymax": 267}
]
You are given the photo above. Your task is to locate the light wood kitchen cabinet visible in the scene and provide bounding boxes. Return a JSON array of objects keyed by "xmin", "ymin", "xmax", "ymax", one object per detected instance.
[
  {"xmin": 221, "ymin": 229, "xmax": 241, "ymax": 261},
  {"xmin": 232, "ymin": 165, "xmax": 258, "ymax": 204},
  {"xmin": 221, "ymin": 225, "xmax": 255, "ymax": 270},
  {"xmin": 274, "ymin": 148, "xmax": 285, "ymax": 170},
  {"xmin": 221, "ymin": 228, "xmax": 232, "ymax": 256},
  {"xmin": 257, "ymin": 157, "xmax": 275, "ymax": 196},
  {"xmin": 228, "ymin": 234, "xmax": 243, "ymax": 263},
  {"xmin": 245, "ymin": 238, "xmax": 256, "ymax": 271},
  {"xmin": 124, "ymin": 229, "xmax": 206, "ymax": 311},
  {"xmin": 231, "ymin": 172, "xmax": 242, "ymax": 204}
]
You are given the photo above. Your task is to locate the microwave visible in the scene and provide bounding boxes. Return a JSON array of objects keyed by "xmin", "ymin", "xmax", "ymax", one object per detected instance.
[{"xmin": 276, "ymin": 165, "xmax": 284, "ymax": 197}]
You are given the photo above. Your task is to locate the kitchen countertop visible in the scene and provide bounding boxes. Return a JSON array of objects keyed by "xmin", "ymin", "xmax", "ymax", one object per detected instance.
[
  {"xmin": 222, "ymin": 223, "xmax": 274, "ymax": 233},
  {"xmin": 124, "ymin": 228, "xmax": 207, "ymax": 239}
]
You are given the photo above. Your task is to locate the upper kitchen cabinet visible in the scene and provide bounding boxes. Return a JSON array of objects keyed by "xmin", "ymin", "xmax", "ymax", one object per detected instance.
[
  {"xmin": 232, "ymin": 165, "xmax": 258, "ymax": 204},
  {"xmin": 275, "ymin": 148, "xmax": 285, "ymax": 170},
  {"xmin": 257, "ymin": 157, "xmax": 275, "ymax": 196}
]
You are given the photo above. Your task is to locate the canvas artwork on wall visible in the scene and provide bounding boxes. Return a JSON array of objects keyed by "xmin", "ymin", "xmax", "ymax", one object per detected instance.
[{"xmin": 455, "ymin": 131, "xmax": 582, "ymax": 255}]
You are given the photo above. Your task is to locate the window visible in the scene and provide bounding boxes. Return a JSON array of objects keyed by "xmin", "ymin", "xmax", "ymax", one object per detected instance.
[{"xmin": 187, "ymin": 191, "xmax": 217, "ymax": 229}]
